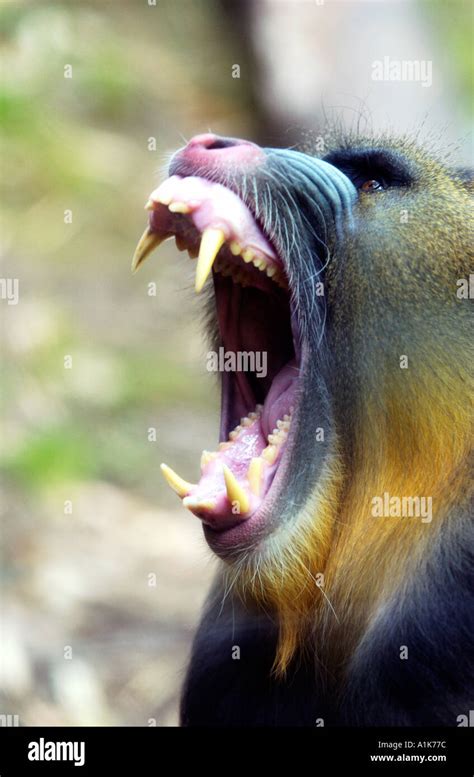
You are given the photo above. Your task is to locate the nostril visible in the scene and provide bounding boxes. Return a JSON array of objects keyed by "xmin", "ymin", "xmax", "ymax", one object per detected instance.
[
  {"xmin": 205, "ymin": 138, "xmax": 241, "ymax": 150},
  {"xmin": 187, "ymin": 133, "xmax": 250, "ymax": 152},
  {"xmin": 171, "ymin": 133, "xmax": 264, "ymax": 176}
]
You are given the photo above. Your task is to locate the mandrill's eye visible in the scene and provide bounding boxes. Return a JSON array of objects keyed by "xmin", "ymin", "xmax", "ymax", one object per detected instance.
[{"xmin": 360, "ymin": 179, "xmax": 384, "ymax": 193}]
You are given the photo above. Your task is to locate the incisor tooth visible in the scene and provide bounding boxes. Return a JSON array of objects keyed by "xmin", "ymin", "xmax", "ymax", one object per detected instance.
[
  {"xmin": 182, "ymin": 497, "xmax": 216, "ymax": 512},
  {"xmin": 200, "ymin": 450, "xmax": 216, "ymax": 469},
  {"xmin": 169, "ymin": 202, "xmax": 191, "ymax": 214},
  {"xmin": 195, "ymin": 228, "xmax": 226, "ymax": 292},
  {"xmin": 247, "ymin": 457, "xmax": 263, "ymax": 496},
  {"xmin": 132, "ymin": 227, "xmax": 169, "ymax": 273},
  {"xmin": 223, "ymin": 464, "xmax": 250, "ymax": 515},
  {"xmin": 160, "ymin": 463, "xmax": 195, "ymax": 497}
]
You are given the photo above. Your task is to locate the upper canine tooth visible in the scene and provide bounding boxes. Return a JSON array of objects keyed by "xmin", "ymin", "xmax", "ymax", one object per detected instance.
[
  {"xmin": 160, "ymin": 463, "xmax": 195, "ymax": 497},
  {"xmin": 195, "ymin": 228, "xmax": 226, "ymax": 293},
  {"xmin": 169, "ymin": 202, "xmax": 191, "ymax": 214},
  {"xmin": 132, "ymin": 227, "xmax": 169, "ymax": 273}
]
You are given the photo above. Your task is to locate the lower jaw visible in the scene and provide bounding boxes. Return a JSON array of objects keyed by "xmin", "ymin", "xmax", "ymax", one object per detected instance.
[{"xmin": 202, "ymin": 344, "xmax": 309, "ymax": 558}]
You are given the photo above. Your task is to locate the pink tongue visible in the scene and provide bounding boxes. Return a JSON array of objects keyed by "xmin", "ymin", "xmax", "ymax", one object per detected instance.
[
  {"xmin": 261, "ymin": 360, "xmax": 298, "ymax": 438},
  {"xmin": 185, "ymin": 360, "xmax": 299, "ymax": 530}
]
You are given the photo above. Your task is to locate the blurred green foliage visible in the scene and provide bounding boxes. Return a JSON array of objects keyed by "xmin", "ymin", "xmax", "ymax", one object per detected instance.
[
  {"xmin": 423, "ymin": 0, "xmax": 474, "ymax": 107},
  {"xmin": 0, "ymin": 0, "xmax": 252, "ymax": 498}
]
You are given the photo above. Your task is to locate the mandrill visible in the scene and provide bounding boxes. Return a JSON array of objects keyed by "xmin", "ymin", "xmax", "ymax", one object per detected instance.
[{"xmin": 132, "ymin": 132, "xmax": 473, "ymax": 726}]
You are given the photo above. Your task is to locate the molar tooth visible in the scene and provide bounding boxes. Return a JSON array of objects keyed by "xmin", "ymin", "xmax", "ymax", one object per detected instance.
[
  {"xmin": 242, "ymin": 249, "xmax": 254, "ymax": 263},
  {"xmin": 230, "ymin": 242, "xmax": 242, "ymax": 255},
  {"xmin": 223, "ymin": 465, "xmax": 250, "ymax": 515},
  {"xmin": 266, "ymin": 266, "xmax": 277, "ymax": 278},
  {"xmin": 169, "ymin": 201, "xmax": 191, "ymax": 214},
  {"xmin": 229, "ymin": 425, "xmax": 242, "ymax": 441},
  {"xmin": 195, "ymin": 228, "xmax": 226, "ymax": 293},
  {"xmin": 160, "ymin": 463, "xmax": 195, "ymax": 498},
  {"xmin": 252, "ymin": 256, "xmax": 267, "ymax": 270},
  {"xmin": 247, "ymin": 457, "xmax": 263, "ymax": 496}
]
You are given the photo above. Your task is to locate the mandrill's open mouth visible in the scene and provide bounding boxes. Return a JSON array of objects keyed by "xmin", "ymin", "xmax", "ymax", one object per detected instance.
[{"xmin": 132, "ymin": 172, "xmax": 302, "ymax": 553}]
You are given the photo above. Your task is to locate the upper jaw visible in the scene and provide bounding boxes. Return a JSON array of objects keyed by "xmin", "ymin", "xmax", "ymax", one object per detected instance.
[{"xmin": 132, "ymin": 173, "xmax": 288, "ymax": 291}]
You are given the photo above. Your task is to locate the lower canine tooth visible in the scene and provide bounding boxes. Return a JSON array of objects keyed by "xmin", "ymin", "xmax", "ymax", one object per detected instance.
[
  {"xmin": 160, "ymin": 463, "xmax": 195, "ymax": 497},
  {"xmin": 247, "ymin": 457, "xmax": 263, "ymax": 496},
  {"xmin": 195, "ymin": 228, "xmax": 226, "ymax": 292},
  {"xmin": 262, "ymin": 445, "xmax": 278, "ymax": 464},
  {"xmin": 132, "ymin": 227, "xmax": 169, "ymax": 272},
  {"xmin": 223, "ymin": 465, "xmax": 250, "ymax": 515}
]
